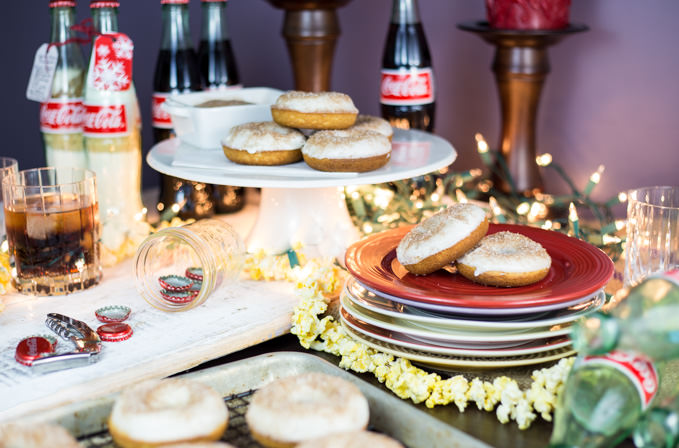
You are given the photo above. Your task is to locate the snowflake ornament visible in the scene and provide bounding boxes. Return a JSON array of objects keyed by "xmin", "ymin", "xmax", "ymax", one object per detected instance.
[
  {"xmin": 112, "ymin": 35, "xmax": 134, "ymax": 60},
  {"xmin": 92, "ymin": 58, "xmax": 129, "ymax": 91}
]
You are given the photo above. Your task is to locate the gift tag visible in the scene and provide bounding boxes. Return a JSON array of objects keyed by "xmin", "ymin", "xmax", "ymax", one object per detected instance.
[
  {"xmin": 26, "ymin": 44, "xmax": 58, "ymax": 102},
  {"xmin": 89, "ymin": 33, "xmax": 134, "ymax": 92}
]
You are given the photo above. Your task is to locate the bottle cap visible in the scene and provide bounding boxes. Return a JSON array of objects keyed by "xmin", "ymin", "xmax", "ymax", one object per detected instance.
[
  {"xmin": 185, "ymin": 267, "xmax": 203, "ymax": 282},
  {"xmin": 201, "ymin": 0, "xmax": 228, "ymax": 2},
  {"xmin": 49, "ymin": 1, "xmax": 77, "ymax": 7},
  {"xmin": 161, "ymin": 0, "xmax": 189, "ymax": 3},
  {"xmin": 158, "ymin": 275, "xmax": 193, "ymax": 292},
  {"xmin": 160, "ymin": 289, "xmax": 199, "ymax": 304},
  {"xmin": 95, "ymin": 305, "xmax": 131, "ymax": 323},
  {"xmin": 97, "ymin": 322, "xmax": 133, "ymax": 342},
  {"xmin": 15, "ymin": 337, "xmax": 55, "ymax": 366},
  {"xmin": 27, "ymin": 334, "xmax": 58, "ymax": 349},
  {"xmin": 90, "ymin": 1, "xmax": 120, "ymax": 8}
]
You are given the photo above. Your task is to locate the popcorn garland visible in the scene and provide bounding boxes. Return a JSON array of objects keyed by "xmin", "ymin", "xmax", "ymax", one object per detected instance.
[{"xmin": 244, "ymin": 249, "xmax": 576, "ymax": 429}]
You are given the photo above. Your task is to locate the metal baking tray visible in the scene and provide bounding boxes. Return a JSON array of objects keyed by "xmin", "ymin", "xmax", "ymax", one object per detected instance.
[{"xmin": 20, "ymin": 352, "xmax": 491, "ymax": 448}]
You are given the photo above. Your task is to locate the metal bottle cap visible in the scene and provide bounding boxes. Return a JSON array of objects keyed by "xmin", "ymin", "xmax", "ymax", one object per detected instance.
[
  {"xmin": 185, "ymin": 267, "xmax": 204, "ymax": 282},
  {"xmin": 159, "ymin": 275, "xmax": 194, "ymax": 292},
  {"xmin": 90, "ymin": 1, "xmax": 120, "ymax": 8},
  {"xmin": 160, "ymin": 289, "xmax": 199, "ymax": 304},
  {"xmin": 97, "ymin": 323, "xmax": 133, "ymax": 342},
  {"xmin": 49, "ymin": 1, "xmax": 77, "ymax": 7},
  {"xmin": 15, "ymin": 337, "xmax": 55, "ymax": 366},
  {"xmin": 95, "ymin": 305, "xmax": 131, "ymax": 323}
]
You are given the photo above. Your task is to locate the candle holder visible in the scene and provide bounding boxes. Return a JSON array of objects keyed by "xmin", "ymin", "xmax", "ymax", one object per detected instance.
[
  {"xmin": 458, "ymin": 21, "xmax": 587, "ymax": 194},
  {"xmin": 265, "ymin": 0, "xmax": 353, "ymax": 92}
]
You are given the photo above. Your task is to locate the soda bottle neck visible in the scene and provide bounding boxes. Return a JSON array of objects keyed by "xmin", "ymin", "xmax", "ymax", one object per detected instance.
[
  {"xmin": 160, "ymin": 3, "xmax": 194, "ymax": 51},
  {"xmin": 390, "ymin": 0, "xmax": 421, "ymax": 25},
  {"xmin": 201, "ymin": 1, "xmax": 230, "ymax": 42},
  {"xmin": 570, "ymin": 311, "xmax": 620, "ymax": 356},
  {"xmin": 91, "ymin": 7, "xmax": 119, "ymax": 34},
  {"xmin": 50, "ymin": 6, "xmax": 77, "ymax": 43},
  {"xmin": 633, "ymin": 408, "xmax": 678, "ymax": 448}
]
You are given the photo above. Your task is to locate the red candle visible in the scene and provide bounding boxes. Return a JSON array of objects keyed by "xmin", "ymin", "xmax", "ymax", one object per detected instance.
[{"xmin": 486, "ymin": 0, "xmax": 571, "ymax": 30}]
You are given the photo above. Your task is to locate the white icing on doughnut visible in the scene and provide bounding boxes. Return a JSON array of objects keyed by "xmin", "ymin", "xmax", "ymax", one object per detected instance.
[
  {"xmin": 272, "ymin": 91, "xmax": 359, "ymax": 114},
  {"xmin": 351, "ymin": 115, "xmax": 393, "ymax": 138},
  {"xmin": 302, "ymin": 129, "xmax": 391, "ymax": 159},
  {"xmin": 109, "ymin": 378, "xmax": 228, "ymax": 445},
  {"xmin": 457, "ymin": 231, "xmax": 551, "ymax": 276},
  {"xmin": 246, "ymin": 372, "xmax": 369, "ymax": 444},
  {"xmin": 297, "ymin": 431, "xmax": 404, "ymax": 448},
  {"xmin": 221, "ymin": 121, "xmax": 305, "ymax": 154},
  {"xmin": 0, "ymin": 423, "xmax": 80, "ymax": 448},
  {"xmin": 156, "ymin": 443, "xmax": 236, "ymax": 448},
  {"xmin": 396, "ymin": 203, "xmax": 488, "ymax": 266}
]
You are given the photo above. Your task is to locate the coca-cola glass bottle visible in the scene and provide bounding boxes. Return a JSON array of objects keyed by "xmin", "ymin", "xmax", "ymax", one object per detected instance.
[
  {"xmin": 84, "ymin": 0, "xmax": 144, "ymax": 253},
  {"xmin": 549, "ymin": 350, "xmax": 660, "ymax": 448},
  {"xmin": 154, "ymin": 0, "xmax": 216, "ymax": 221},
  {"xmin": 42, "ymin": 0, "xmax": 86, "ymax": 169},
  {"xmin": 197, "ymin": 0, "xmax": 245, "ymax": 214},
  {"xmin": 380, "ymin": 0, "xmax": 436, "ymax": 132}
]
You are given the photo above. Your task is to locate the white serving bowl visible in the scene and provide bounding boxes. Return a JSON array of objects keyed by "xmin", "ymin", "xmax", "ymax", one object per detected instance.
[{"xmin": 162, "ymin": 87, "xmax": 284, "ymax": 149}]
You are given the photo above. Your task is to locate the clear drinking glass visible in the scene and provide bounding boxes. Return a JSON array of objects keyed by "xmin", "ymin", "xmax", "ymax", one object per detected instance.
[
  {"xmin": 0, "ymin": 157, "xmax": 19, "ymax": 243},
  {"xmin": 134, "ymin": 219, "xmax": 246, "ymax": 312},
  {"xmin": 2, "ymin": 167, "xmax": 101, "ymax": 295},
  {"xmin": 624, "ymin": 186, "xmax": 679, "ymax": 287}
]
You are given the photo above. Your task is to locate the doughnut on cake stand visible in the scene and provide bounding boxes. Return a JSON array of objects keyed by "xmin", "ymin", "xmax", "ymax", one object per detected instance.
[{"xmin": 146, "ymin": 128, "xmax": 457, "ymax": 260}]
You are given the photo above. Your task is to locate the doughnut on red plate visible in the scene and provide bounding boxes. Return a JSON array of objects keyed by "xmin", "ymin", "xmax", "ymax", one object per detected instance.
[{"xmin": 345, "ymin": 223, "xmax": 614, "ymax": 311}]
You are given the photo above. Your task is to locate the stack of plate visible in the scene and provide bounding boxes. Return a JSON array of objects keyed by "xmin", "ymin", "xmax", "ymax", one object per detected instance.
[{"xmin": 342, "ymin": 223, "xmax": 615, "ymax": 370}]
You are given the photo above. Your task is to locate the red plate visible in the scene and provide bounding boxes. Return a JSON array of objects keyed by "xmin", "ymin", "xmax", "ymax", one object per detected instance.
[{"xmin": 345, "ymin": 223, "xmax": 614, "ymax": 309}]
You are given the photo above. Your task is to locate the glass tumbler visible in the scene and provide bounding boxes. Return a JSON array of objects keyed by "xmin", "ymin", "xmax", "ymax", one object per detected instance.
[
  {"xmin": 3, "ymin": 167, "xmax": 101, "ymax": 295},
  {"xmin": 0, "ymin": 157, "xmax": 18, "ymax": 244},
  {"xmin": 624, "ymin": 186, "xmax": 679, "ymax": 287},
  {"xmin": 134, "ymin": 219, "xmax": 246, "ymax": 311}
]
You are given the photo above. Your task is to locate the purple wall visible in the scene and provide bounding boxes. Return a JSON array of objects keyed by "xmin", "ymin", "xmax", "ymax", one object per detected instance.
[{"xmin": 5, "ymin": 0, "xmax": 679, "ymax": 205}]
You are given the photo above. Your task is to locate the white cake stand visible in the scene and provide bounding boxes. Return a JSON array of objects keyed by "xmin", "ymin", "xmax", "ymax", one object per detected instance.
[{"xmin": 147, "ymin": 128, "xmax": 457, "ymax": 260}]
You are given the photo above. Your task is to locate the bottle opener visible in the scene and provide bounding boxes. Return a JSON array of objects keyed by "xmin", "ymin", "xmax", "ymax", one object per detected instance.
[{"xmin": 31, "ymin": 313, "xmax": 102, "ymax": 373}]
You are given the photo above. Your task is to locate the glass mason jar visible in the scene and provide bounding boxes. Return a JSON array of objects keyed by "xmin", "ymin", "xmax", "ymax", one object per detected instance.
[{"xmin": 134, "ymin": 219, "xmax": 245, "ymax": 311}]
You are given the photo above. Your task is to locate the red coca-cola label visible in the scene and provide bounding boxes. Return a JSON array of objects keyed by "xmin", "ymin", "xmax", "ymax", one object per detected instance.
[
  {"xmin": 40, "ymin": 99, "xmax": 84, "ymax": 133},
  {"xmin": 83, "ymin": 104, "xmax": 128, "ymax": 136},
  {"xmin": 90, "ymin": 33, "xmax": 133, "ymax": 92},
  {"xmin": 151, "ymin": 93, "xmax": 172, "ymax": 129},
  {"xmin": 582, "ymin": 351, "xmax": 658, "ymax": 410},
  {"xmin": 380, "ymin": 68, "xmax": 434, "ymax": 106}
]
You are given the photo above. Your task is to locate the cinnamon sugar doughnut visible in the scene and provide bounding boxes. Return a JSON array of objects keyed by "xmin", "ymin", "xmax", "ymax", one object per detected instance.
[
  {"xmin": 350, "ymin": 115, "xmax": 393, "ymax": 140},
  {"xmin": 457, "ymin": 231, "xmax": 551, "ymax": 287},
  {"xmin": 158, "ymin": 443, "xmax": 236, "ymax": 448},
  {"xmin": 297, "ymin": 431, "xmax": 404, "ymax": 448},
  {"xmin": 245, "ymin": 372, "xmax": 369, "ymax": 448},
  {"xmin": 271, "ymin": 91, "xmax": 358, "ymax": 130},
  {"xmin": 108, "ymin": 378, "xmax": 228, "ymax": 448},
  {"xmin": 221, "ymin": 121, "xmax": 305, "ymax": 166},
  {"xmin": 396, "ymin": 203, "xmax": 489, "ymax": 275},
  {"xmin": 0, "ymin": 422, "xmax": 80, "ymax": 448},
  {"xmin": 302, "ymin": 129, "xmax": 391, "ymax": 172}
]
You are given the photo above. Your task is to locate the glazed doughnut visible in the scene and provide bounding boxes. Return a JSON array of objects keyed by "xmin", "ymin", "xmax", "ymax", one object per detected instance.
[
  {"xmin": 158, "ymin": 443, "xmax": 236, "ymax": 448},
  {"xmin": 297, "ymin": 431, "xmax": 404, "ymax": 448},
  {"xmin": 396, "ymin": 203, "xmax": 489, "ymax": 275},
  {"xmin": 0, "ymin": 422, "xmax": 80, "ymax": 448},
  {"xmin": 271, "ymin": 91, "xmax": 358, "ymax": 130},
  {"xmin": 457, "ymin": 231, "xmax": 552, "ymax": 287},
  {"xmin": 350, "ymin": 115, "xmax": 394, "ymax": 140},
  {"xmin": 245, "ymin": 372, "xmax": 369, "ymax": 448},
  {"xmin": 108, "ymin": 378, "xmax": 228, "ymax": 448},
  {"xmin": 221, "ymin": 121, "xmax": 305, "ymax": 166},
  {"xmin": 302, "ymin": 129, "xmax": 391, "ymax": 172}
]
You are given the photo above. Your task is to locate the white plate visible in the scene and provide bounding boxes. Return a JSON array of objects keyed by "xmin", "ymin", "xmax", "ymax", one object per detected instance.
[
  {"xmin": 358, "ymin": 279, "xmax": 606, "ymax": 316},
  {"xmin": 340, "ymin": 294, "xmax": 572, "ymax": 347},
  {"xmin": 342, "ymin": 324, "xmax": 576, "ymax": 370},
  {"xmin": 146, "ymin": 128, "xmax": 456, "ymax": 188},
  {"xmin": 344, "ymin": 277, "xmax": 605, "ymax": 332},
  {"xmin": 340, "ymin": 309, "xmax": 573, "ymax": 358}
]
